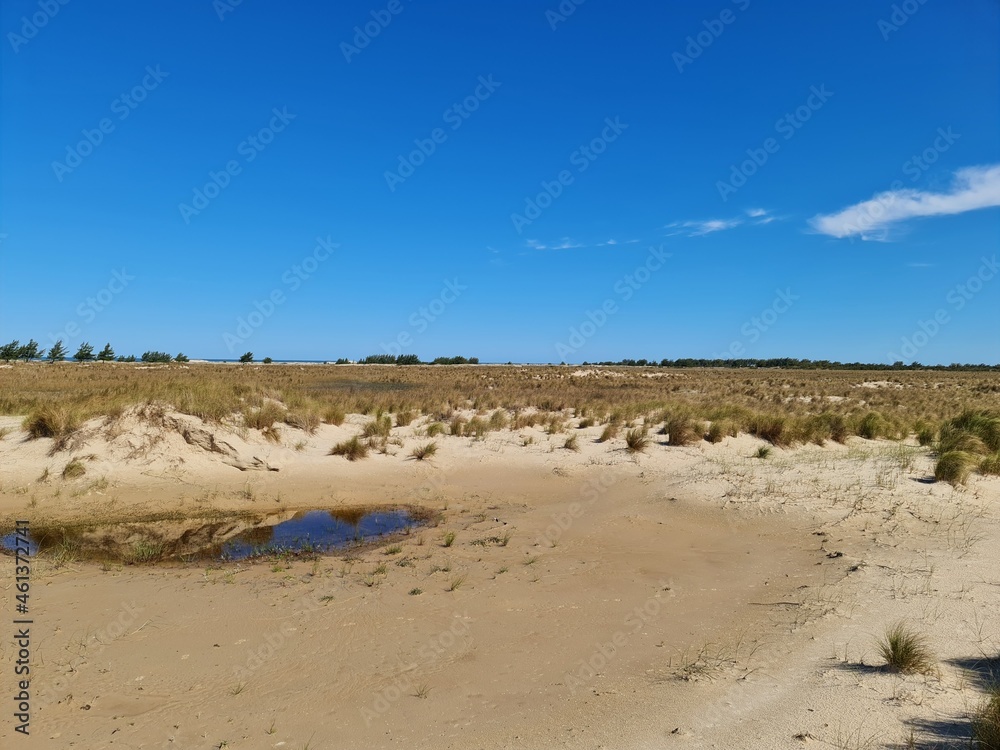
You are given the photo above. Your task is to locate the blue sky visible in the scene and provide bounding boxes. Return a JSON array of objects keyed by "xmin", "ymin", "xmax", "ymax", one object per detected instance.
[{"xmin": 1, "ymin": 0, "xmax": 998, "ymax": 363}]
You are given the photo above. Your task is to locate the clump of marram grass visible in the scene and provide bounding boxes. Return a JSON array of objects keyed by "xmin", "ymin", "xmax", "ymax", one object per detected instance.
[
  {"xmin": 284, "ymin": 410, "xmax": 320, "ymax": 434},
  {"xmin": 442, "ymin": 531, "xmax": 456, "ymax": 547},
  {"xmin": 916, "ymin": 423, "xmax": 937, "ymax": 447},
  {"xmin": 322, "ymin": 406, "xmax": 345, "ymax": 426},
  {"xmin": 545, "ymin": 416, "xmax": 565, "ymax": 435},
  {"xmin": 939, "ymin": 425, "xmax": 987, "ymax": 455},
  {"xmin": 24, "ymin": 405, "xmax": 82, "ymax": 449},
  {"xmin": 242, "ymin": 401, "xmax": 286, "ymax": 430},
  {"xmin": 329, "ymin": 436, "xmax": 369, "ymax": 461},
  {"xmin": 466, "ymin": 416, "xmax": 489, "ymax": 439},
  {"xmin": 62, "ymin": 458, "xmax": 86, "ymax": 479},
  {"xmin": 665, "ymin": 415, "xmax": 698, "ymax": 447},
  {"xmin": 394, "ymin": 409, "xmax": 416, "ymax": 427},
  {"xmin": 410, "ymin": 441, "xmax": 438, "ymax": 461},
  {"xmin": 488, "ymin": 410, "xmax": 508, "ymax": 431},
  {"xmin": 857, "ymin": 411, "xmax": 890, "ymax": 440},
  {"xmin": 705, "ymin": 420, "xmax": 730, "ymax": 444},
  {"xmin": 877, "ymin": 623, "xmax": 935, "ymax": 674},
  {"xmin": 563, "ymin": 434, "xmax": 579, "ymax": 452},
  {"xmin": 512, "ymin": 412, "xmax": 541, "ymax": 430},
  {"xmin": 981, "ymin": 453, "xmax": 1000, "ymax": 476},
  {"xmin": 449, "ymin": 415, "xmax": 467, "ymax": 436},
  {"xmin": 748, "ymin": 414, "xmax": 791, "ymax": 447},
  {"xmin": 935, "ymin": 410, "xmax": 1000, "ymax": 483},
  {"xmin": 424, "ymin": 422, "xmax": 446, "ymax": 437},
  {"xmin": 950, "ymin": 409, "xmax": 1000, "ymax": 451},
  {"xmin": 598, "ymin": 422, "xmax": 620, "ymax": 443},
  {"xmin": 577, "ymin": 417, "xmax": 595, "ymax": 429},
  {"xmin": 971, "ymin": 682, "xmax": 1000, "ymax": 750},
  {"xmin": 625, "ymin": 427, "xmax": 649, "ymax": 453},
  {"xmin": 754, "ymin": 445, "xmax": 771, "ymax": 459},
  {"xmin": 934, "ymin": 451, "xmax": 976, "ymax": 485},
  {"xmin": 362, "ymin": 414, "xmax": 392, "ymax": 439}
]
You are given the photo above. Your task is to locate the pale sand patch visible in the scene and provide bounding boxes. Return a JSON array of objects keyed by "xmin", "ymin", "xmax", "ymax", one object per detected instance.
[{"xmin": 0, "ymin": 412, "xmax": 996, "ymax": 748}]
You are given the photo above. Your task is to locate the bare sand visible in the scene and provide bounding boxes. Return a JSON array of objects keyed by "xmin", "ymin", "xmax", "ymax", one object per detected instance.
[{"xmin": 0, "ymin": 411, "xmax": 997, "ymax": 749}]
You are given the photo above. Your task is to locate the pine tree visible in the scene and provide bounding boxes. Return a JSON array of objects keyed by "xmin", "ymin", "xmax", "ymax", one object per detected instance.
[
  {"xmin": 0, "ymin": 340, "xmax": 19, "ymax": 361},
  {"xmin": 74, "ymin": 342, "xmax": 95, "ymax": 361},
  {"xmin": 96, "ymin": 343, "xmax": 115, "ymax": 361},
  {"xmin": 18, "ymin": 339, "xmax": 42, "ymax": 361},
  {"xmin": 48, "ymin": 340, "xmax": 67, "ymax": 362}
]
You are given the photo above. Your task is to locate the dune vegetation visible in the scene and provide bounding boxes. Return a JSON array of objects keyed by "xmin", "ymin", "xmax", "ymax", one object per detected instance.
[{"xmin": 1, "ymin": 362, "xmax": 998, "ymax": 482}]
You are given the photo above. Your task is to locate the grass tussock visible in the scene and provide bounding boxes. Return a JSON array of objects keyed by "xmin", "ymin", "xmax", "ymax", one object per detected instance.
[
  {"xmin": 284, "ymin": 410, "xmax": 320, "ymax": 434},
  {"xmin": 409, "ymin": 441, "xmax": 438, "ymax": 461},
  {"xmin": 877, "ymin": 623, "xmax": 935, "ymax": 675},
  {"xmin": 242, "ymin": 401, "xmax": 286, "ymax": 430},
  {"xmin": 598, "ymin": 422, "xmax": 620, "ymax": 443},
  {"xmin": 466, "ymin": 416, "xmax": 489, "ymax": 439},
  {"xmin": 322, "ymin": 406, "xmax": 345, "ymax": 426},
  {"xmin": 448, "ymin": 415, "xmax": 467, "ymax": 436},
  {"xmin": 748, "ymin": 414, "xmax": 790, "ymax": 447},
  {"xmin": 972, "ymin": 683, "xmax": 1000, "ymax": 750},
  {"xmin": 625, "ymin": 427, "xmax": 649, "ymax": 453},
  {"xmin": 935, "ymin": 451, "xmax": 977, "ymax": 486},
  {"xmin": 121, "ymin": 540, "xmax": 164, "ymax": 565},
  {"xmin": 62, "ymin": 458, "xmax": 86, "ymax": 479},
  {"xmin": 980, "ymin": 453, "xmax": 1000, "ymax": 476},
  {"xmin": 394, "ymin": 409, "xmax": 417, "ymax": 427},
  {"xmin": 23, "ymin": 405, "xmax": 82, "ymax": 449},
  {"xmin": 424, "ymin": 421, "xmax": 446, "ymax": 437},
  {"xmin": 362, "ymin": 414, "xmax": 392, "ymax": 439},
  {"xmin": 329, "ymin": 436, "xmax": 369, "ymax": 461},
  {"xmin": 488, "ymin": 410, "xmax": 508, "ymax": 431},
  {"xmin": 705, "ymin": 420, "xmax": 732, "ymax": 444},
  {"xmin": 934, "ymin": 410, "xmax": 1000, "ymax": 484},
  {"xmin": 665, "ymin": 414, "xmax": 699, "ymax": 447}
]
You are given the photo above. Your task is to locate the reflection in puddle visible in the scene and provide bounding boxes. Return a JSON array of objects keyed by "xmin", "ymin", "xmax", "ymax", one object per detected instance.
[{"xmin": 0, "ymin": 508, "xmax": 421, "ymax": 564}]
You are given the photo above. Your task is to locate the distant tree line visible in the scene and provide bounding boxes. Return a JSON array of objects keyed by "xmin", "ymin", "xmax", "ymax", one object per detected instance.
[
  {"xmin": 2, "ymin": 339, "xmax": 994, "ymax": 370},
  {"xmin": 581, "ymin": 358, "xmax": 1000, "ymax": 371},
  {"xmin": 0, "ymin": 339, "xmax": 189, "ymax": 364},
  {"xmin": 357, "ymin": 354, "xmax": 480, "ymax": 365}
]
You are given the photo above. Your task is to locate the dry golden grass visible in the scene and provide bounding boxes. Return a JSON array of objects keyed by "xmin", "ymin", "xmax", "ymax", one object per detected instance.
[{"xmin": 2, "ymin": 363, "xmax": 999, "ymax": 456}]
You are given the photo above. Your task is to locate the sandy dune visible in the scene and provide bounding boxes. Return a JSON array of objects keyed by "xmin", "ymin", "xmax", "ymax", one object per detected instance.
[{"xmin": 0, "ymin": 411, "xmax": 997, "ymax": 749}]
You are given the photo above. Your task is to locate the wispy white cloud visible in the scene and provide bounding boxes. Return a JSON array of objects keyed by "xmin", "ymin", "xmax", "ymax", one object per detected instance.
[
  {"xmin": 553, "ymin": 238, "xmax": 583, "ymax": 250},
  {"xmin": 809, "ymin": 164, "xmax": 1000, "ymax": 240},
  {"xmin": 596, "ymin": 238, "xmax": 640, "ymax": 246},
  {"xmin": 666, "ymin": 209, "xmax": 775, "ymax": 237},
  {"xmin": 526, "ymin": 237, "xmax": 583, "ymax": 250},
  {"xmin": 666, "ymin": 218, "xmax": 741, "ymax": 237}
]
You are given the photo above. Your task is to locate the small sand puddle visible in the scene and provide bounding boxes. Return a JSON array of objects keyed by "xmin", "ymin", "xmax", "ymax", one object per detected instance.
[{"xmin": 0, "ymin": 507, "xmax": 424, "ymax": 564}]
